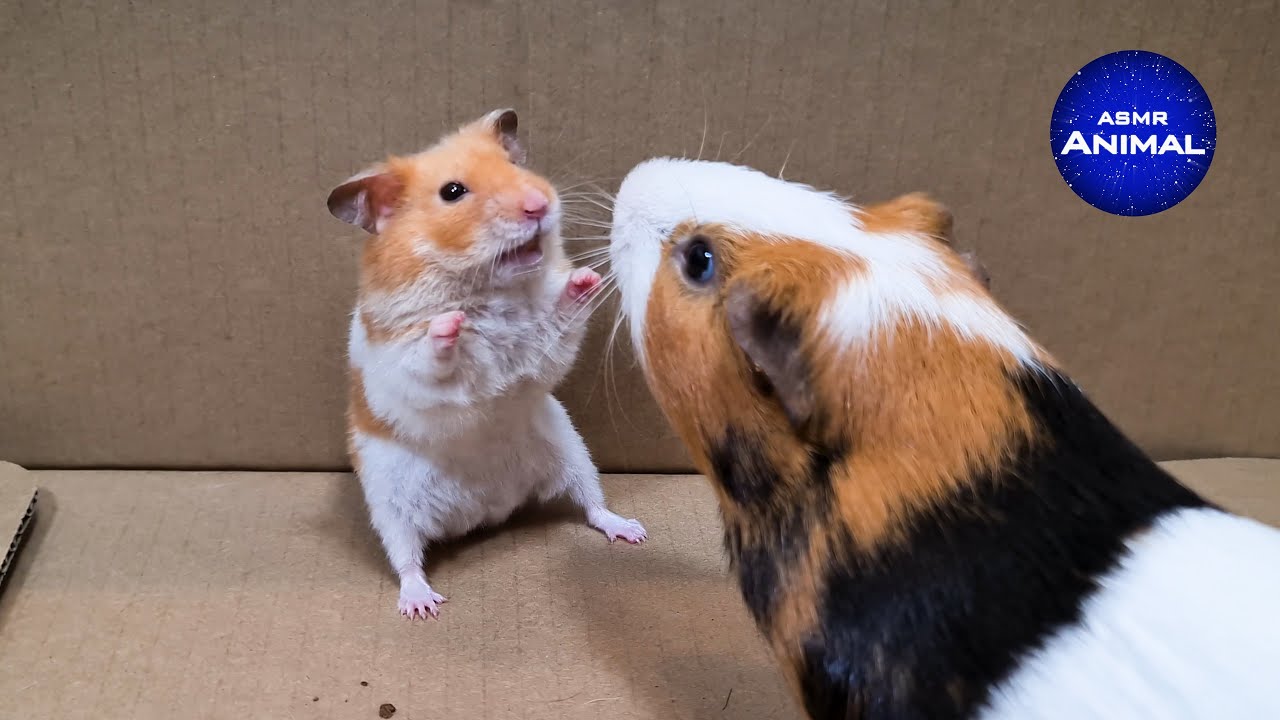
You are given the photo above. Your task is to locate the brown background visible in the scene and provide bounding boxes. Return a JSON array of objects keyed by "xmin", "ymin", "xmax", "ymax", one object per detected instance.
[{"xmin": 1, "ymin": 0, "xmax": 1277, "ymax": 471}]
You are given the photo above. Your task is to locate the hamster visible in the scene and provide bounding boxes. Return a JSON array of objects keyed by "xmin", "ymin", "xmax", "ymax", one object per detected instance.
[
  {"xmin": 607, "ymin": 157, "xmax": 1280, "ymax": 719},
  {"xmin": 328, "ymin": 109, "xmax": 645, "ymax": 620}
]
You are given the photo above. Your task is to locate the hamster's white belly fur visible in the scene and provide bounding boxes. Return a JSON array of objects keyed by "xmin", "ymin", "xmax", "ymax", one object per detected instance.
[
  {"xmin": 350, "ymin": 393, "xmax": 567, "ymax": 539},
  {"xmin": 348, "ymin": 293, "xmax": 587, "ymax": 539},
  {"xmin": 984, "ymin": 507, "xmax": 1280, "ymax": 719}
]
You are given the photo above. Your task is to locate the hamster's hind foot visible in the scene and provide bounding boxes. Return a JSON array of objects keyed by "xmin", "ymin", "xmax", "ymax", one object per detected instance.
[
  {"xmin": 588, "ymin": 508, "xmax": 648, "ymax": 544},
  {"xmin": 399, "ymin": 577, "xmax": 448, "ymax": 620}
]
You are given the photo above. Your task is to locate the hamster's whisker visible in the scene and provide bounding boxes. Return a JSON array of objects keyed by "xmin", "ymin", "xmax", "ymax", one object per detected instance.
[
  {"xmin": 561, "ymin": 186, "xmax": 618, "ymax": 203},
  {"xmin": 557, "ymin": 180, "xmax": 605, "ymax": 193},
  {"xmin": 565, "ymin": 249, "xmax": 611, "ymax": 264},
  {"xmin": 561, "ymin": 196, "xmax": 615, "ymax": 212},
  {"xmin": 566, "ymin": 248, "xmax": 610, "ymax": 261},
  {"xmin": 531, "ymin": 280, "xmax": 615, "ymax": 369},
  {"xmin": 566, "ymin": 244, "xmax": 610, "ymax": 256},
  {"xmin": 563, "ymin": 222, "xmax": 613, "ymax": 232}
]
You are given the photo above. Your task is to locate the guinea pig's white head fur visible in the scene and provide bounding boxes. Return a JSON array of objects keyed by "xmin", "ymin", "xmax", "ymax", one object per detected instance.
[{"xmin": 609, "ymin": 157, "xmax": 1048, "ymax": 551}]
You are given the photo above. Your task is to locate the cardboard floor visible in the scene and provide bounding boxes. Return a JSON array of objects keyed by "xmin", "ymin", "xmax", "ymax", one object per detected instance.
[{"xmin": 1, "ymin": 460, "xmax": 1277, "ymax": 719}]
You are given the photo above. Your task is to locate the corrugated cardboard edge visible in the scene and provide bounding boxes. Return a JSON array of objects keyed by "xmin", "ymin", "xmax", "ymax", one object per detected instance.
[{"xmin": 0, "ymin": 462, "xmax": 38, "ymax": 597}]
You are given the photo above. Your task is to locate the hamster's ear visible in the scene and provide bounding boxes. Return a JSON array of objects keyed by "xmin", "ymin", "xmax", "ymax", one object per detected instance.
[
  {"xmin": 726, "ymin": 281, "xmax": 815, "ymax": 435},
  {"xmin": 327, "ymin": 169, "xmax": 405, "ymax": 235},
  {"xmin": 482, "ymin": 108, "xmax": 526, "ymax": 165}
]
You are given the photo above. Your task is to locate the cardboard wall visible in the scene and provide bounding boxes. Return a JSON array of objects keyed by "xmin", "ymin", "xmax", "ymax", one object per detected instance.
[{"xmin": 1, "ymin": 0, "xmax": 1277, "ymax": 471}]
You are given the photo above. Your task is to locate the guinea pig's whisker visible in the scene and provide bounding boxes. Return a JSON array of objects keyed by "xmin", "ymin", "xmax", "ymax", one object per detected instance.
[
  {"xmin": 777, "ymin": 138, "xmax": 798, "ymax": 180},
  {"xmin": 696, "ymin": 103, "xmax": 709, "ymax": 161},
  {"xmin": 557, "ymin": 179, "xmax": 611, "ymax": 193},
  {"xmin": 729, "ymin": 113, "xmax": 773, "ymax": 164},
  {"xmin": 597, "ymin": 280, "xmax": 643, "ymax": 435}
]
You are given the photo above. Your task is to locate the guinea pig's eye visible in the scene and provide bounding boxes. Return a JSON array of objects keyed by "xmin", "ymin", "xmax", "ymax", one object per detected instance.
[
  {"xmin": 439, "ymin": 181, "xmax": 468, "ymax": 202},
  {"xmin": 682, "ymin": 237, "xmax": 715, "ymax": 284}
]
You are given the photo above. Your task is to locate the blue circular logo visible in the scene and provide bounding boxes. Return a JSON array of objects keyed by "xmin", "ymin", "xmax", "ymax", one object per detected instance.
[{"xmin": 1050, "ymin": 50, "xmax": 1215, "ymax": 217}]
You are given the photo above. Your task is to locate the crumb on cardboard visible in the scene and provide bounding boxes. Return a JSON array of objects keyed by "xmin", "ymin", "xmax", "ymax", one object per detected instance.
[{"xmin": 379, "ymin": 703, "xmax": 396, "ymax": 718}]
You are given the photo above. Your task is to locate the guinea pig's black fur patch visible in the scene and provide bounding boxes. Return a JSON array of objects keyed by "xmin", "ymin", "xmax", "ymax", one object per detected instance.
[
  {"xmin": 711, "ymin": 366, "xmax": 1208, "ymax": 720},
  {"xmin": 710, "ymin": 427, "xmax": 839, "ymax": 628}
]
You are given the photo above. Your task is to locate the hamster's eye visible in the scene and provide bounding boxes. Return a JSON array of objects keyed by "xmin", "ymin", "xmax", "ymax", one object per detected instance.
[
  {"xmin": 439, "ymin": 181, "xmax": 468, "ymax": 202},
  {"xmin": 682, "ymin": 237, "xmax": 715, "ymax": 284}
]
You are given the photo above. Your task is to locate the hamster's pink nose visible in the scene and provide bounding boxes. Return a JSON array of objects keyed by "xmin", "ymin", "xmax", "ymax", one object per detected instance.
[{"xmin": 522, "ymin": 191, "xmax": 549, "ymax": 220}]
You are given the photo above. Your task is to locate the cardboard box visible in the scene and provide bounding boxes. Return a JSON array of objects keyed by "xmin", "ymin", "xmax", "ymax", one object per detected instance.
[
  {"xmin": 1, "ymin": 461, "xmax": 1277, "ymax": 719},
  {"xmin": 0, "ymin": 0, "xmax": 1277, "ymax": 471},
  {"xmin": 0, "ymin": 463, "xmax": 38, "ymax": 597},
  {"xmin": 1, "ymin": 1, "xmax": 1278, "ymax": 718}
]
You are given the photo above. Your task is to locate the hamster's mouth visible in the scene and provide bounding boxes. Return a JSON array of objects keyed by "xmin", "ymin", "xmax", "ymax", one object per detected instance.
[{"xmin": 496, "ymin": 233, "xmax": 544, "ymax": 269}]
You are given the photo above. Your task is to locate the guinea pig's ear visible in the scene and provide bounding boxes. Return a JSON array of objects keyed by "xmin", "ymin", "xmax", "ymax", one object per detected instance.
[
  {"xmin": 726, "ymin": 282, "xmax": 816, "ymax": 435},
  {"xmin": 482, "ymin": 108, "xmax": 526, "ymax": 165},
  {"xmin": 859, "ymin": 192, "xmax": 954, "ymax": 244},
  {"xmin": 327, "ymin": 168, "xmax": 405, "ymax": 235}
]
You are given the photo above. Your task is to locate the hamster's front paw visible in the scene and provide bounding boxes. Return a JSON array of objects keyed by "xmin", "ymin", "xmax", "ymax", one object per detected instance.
[
  {"xmin": 588, "ymin": 508, "xmax": 648, "ymax": 544},
  {"xmin": 399, "ymin": 577, "xmax": 448, "ymax": 620},
  {"xmin": 427, "ymin": 311, "xmax": 466, "ymax": 353},
  {"xmin": 560, "ymin": 267, "xmax": 602, "ymax": 308}
]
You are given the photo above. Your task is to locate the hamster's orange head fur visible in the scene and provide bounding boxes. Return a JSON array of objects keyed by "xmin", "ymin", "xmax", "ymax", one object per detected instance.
[
  {"xmin": 327, "ymin": 109, "xmax": 561, "ymax": 293},
  {"xmin": 609, "ymin": 159, "xmax": 1041, "ymax": 553}
]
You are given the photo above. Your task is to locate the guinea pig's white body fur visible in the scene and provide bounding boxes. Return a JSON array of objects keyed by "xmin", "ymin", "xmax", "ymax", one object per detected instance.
[
  {"xmin": 609, "ymin": 157, "xmax": 1280, "ymax": 719},
  {"xmin": 985, "ymin": 506, "xmax": 1280, "ymax": 718}
]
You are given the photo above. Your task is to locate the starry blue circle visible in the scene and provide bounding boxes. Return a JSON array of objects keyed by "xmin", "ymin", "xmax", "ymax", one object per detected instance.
[{"xmin": 1050, "ymin": 50, "xmax": 1216, "ymax": 217}]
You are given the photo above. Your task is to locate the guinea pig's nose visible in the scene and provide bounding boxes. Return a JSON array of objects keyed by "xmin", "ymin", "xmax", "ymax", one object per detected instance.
[{"xmin": 522, "ymin": 191, "xmax": 549, "ymax": 220}]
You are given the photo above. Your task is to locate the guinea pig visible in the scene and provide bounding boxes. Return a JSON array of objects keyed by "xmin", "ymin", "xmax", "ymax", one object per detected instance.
[
  {"xmin": 328, "ymin": 109, "xmax": 645, "ymax": 620},
  {"xmin": 607, "ymin": 157, "xmax": 1280, "ymax": 719}
]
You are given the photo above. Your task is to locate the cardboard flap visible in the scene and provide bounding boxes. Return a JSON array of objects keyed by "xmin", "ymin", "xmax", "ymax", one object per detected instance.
[{"xmin": 0, "ymin": 462, "xmax": 38, "ymax": 595}]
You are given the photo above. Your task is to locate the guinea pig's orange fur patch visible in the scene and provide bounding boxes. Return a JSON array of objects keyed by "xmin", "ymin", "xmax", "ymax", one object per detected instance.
[
  {"xmin": 811, "ymin": 321, "xmax": 1033, "ymax": 551},
  {"xmin": 639, "ymin": 215, "xmax": 1039, "ymax": 676},
  {"xmin": 641, "ymin": 223, "xmax": 863, "ymax": 485},
  {"xmin": 640, "ymin": 225, "xmax": 863, "ymax": 673}
]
